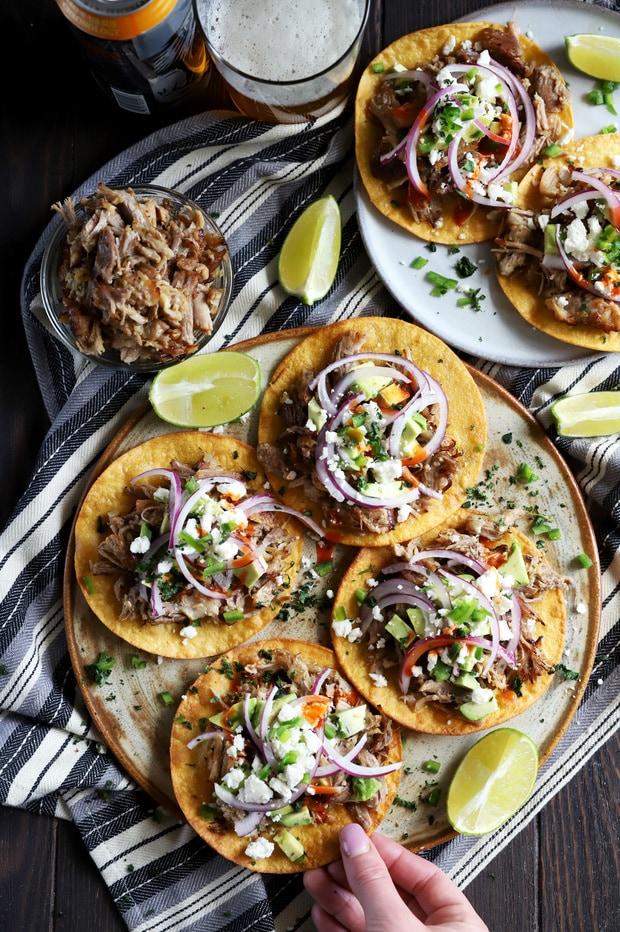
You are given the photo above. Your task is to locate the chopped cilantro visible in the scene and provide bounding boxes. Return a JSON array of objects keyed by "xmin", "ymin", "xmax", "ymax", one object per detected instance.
[
  {"xmin": 553, "ymin": 663, "xmax": 580, "ymax": 681},
  {"xmin": 456, "ymin": 287, "xmax": 485, "ymax": 311},
  {"xmin": 454, "ymin": 255, "xmax": 477, "ymax": 278},
  {"xmin": 85, "ymin": 651, "xmax": 116, "ymax": 686}
]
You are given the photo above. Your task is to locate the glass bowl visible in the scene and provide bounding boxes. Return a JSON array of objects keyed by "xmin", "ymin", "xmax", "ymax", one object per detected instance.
[{"xmin": 39, "ymin": 183, "xmax": 233, "ymax": 373}]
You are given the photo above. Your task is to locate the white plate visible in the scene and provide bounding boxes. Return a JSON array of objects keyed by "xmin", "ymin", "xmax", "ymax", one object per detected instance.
[{"xmin": 355, "ymin": 0, "xmax": 620, "ymax": 366}]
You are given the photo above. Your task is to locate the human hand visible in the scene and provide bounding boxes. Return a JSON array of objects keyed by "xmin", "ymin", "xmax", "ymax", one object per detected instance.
[{"xmin": 303, "ymin": 823, "xmax": 489, "ymax": 932}]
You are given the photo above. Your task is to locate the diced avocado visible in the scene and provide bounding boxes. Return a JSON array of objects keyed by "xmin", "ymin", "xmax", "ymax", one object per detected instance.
[
  {"xmin": 459, "ymin": 650, "xmax": 477, "ymax": 672},
  {"xmin": 544, "ymin": 223, "xmax": 558, "ymax": 255},
  {"xmin": 269, "ymin": 693, "xmax": 297, "ymax": 720},
  {"xmin": 352, "ymin": 776, "xmax": 382, "ymax": 802},
  {"xmin": 268, "ymin": 804, "xmax": 294, "ymax": 819},
  {"xmin": 233, "ymin": 554, "xmax": 267, "ymax": 587},
  {"xmin": 307, "ymin": 396, "xmax": 327, "ymax": 431},
  {"xmin": 278, "ymin": 806, "xmax": 313, "ymax": 827},
  {"xmin": 502, "ymin": 180, "xmax": 518, "ymax": 204},
  {"xmin": 332, "ymin": 704, "xmax": 367, "ymax": 739},
  {"xmin": 399, "ymin": 412, "xmax": 428, "ymax": 456},
  {"xmin": 459, "ymin": 695, "xmax": 499, "ymax": 721},
  {"xmin": 430, "ymin": 659, "xmax": 451, "ymax": 682},
  {"xmin": 209, "ymin": 697, "xmax": 255, "ymax": 730},
  {"xmin": 453, "ymin": 671, "xmax": 480, "ymax": 691},
  {"xmin": 364, "ymin": 479, "xmax": 405, "ymax": 500},
  {"xmin": 351, "ymin": 363, "xmax": 392, "ymax": 399},
  {"xmin": 385, "ymin": 612, "xmax": 415, "ymax": 647},
  {"xmin": 251, "ymin": 699, "xmax": 265, "ymax": 729},
  {"xmin": 274, "ymin": 828, "xmax": 305, "ymax": 863},
  {"xmin": 405, "ymin": 606, "xmax": 426, "ymax": 636},
  {"xmin": 500, "ymin": 540, "xmax": 530, "ymax": 586}
]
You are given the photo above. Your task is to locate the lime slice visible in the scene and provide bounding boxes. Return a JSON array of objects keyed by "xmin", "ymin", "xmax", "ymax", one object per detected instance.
[
  {"xmin": 551, "ymin": 390, "xmax": 620, "ymax": 438},
  {"xmin": 446, "ymin": 728, "xmax": 538, "ymax": 836},
  {"xmin": 565, "ymin": 33, "xmax": 620, "ymax": 82},
  {"xmin": 149, "ymin": 351, "xmax": 261, "ymax": 428},
  {"xmin": 278, "ymin": 195, "xmax": 341, "ymax": 305}
]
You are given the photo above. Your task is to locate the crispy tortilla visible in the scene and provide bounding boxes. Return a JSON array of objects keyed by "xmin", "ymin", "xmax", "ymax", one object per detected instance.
[
  {"xmin": 495, "ymin": 134, "xmax": 620, "ymax": 351},
  {"xmin": 74, "ymin": 433, "xmax": 303, "ymax": 659},
  {"xmin": 331, "ymin": 512, "xmax": 567, "ymax": 735},
  {"xmin": 169, "ymin": 638, "xmax": 402, "ymax": 872},
  {"xmin": 257, "ymin": 318, "xmax": 486, "ymax": 547},
  {"xmin": 355, "ymin": 22, "xmax": 573, "ymax": 244}
]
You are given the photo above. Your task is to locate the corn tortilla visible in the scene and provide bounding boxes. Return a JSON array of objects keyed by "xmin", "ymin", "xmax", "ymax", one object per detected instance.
[
  {"xmin": 74, "ymin": 433, "xmax": 303, "ymax": 659},
  {"xmin": 355, "ymin": 22, "xmax": 573, "ymax": 244},
  {"xmin": 257, "ymin": 317, "xmax": 486, "ymax": 547},
  {"xmin": 169, "ymin": 638, "xmax": 403, "ymax": 872},
  {"xmin": 331, "ymin": 514, "xmax": 567, "ymax": 735}
]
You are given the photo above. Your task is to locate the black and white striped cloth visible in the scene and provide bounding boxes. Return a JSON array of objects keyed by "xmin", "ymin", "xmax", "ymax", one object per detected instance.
[{"xmin": 1, "ymin": 100, "xmax": 618, "ymax": 931}]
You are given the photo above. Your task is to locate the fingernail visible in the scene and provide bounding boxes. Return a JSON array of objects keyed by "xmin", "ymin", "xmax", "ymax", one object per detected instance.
[{"xmin": 340, "ymin": 823, "xmax": 370, "ymax": 858}]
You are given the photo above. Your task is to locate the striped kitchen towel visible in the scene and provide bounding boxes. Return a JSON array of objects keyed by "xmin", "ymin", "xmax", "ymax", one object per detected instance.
[{"xmin": 2, "ymin": 99, "xmax": 618, "ymax": 931}]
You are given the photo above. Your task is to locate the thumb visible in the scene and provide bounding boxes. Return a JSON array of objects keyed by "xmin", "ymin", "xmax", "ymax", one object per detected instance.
[{"xmin": 339, "ymin": 824, "xmax": 414, "ymax": 931}]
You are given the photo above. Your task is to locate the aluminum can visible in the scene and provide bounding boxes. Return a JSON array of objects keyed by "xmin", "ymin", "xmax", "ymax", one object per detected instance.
[{"xmin": 56, "ymin": 0, "xmax": 210, "ymax": 115}]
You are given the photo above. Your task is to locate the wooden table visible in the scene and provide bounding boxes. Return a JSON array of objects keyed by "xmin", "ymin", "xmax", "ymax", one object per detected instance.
[{"xmin": 1, "ymin": 1, "xmax": 618, "ymax": 929}]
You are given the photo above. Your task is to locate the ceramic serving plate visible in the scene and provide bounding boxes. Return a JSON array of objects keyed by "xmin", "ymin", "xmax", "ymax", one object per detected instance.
[{"xmin": 64, "ymin": 328, "xmax": 600, "ymax": 851}]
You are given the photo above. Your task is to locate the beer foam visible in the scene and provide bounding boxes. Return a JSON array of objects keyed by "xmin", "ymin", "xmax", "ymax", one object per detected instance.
[{"xmin": 199, "ymin": 0, "xmax": 364, "ymax": 81}]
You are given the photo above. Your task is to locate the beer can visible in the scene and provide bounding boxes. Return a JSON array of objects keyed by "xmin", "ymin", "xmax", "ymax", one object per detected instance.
[{"xmin": 56, "ymin": 0, "xmax": 211, "ymax": 115}]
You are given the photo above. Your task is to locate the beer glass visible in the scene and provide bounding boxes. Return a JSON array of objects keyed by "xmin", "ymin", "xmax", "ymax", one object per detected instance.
[{"xmin": 193, "ymin": 0, "xmax": 370, "ymax": 123}]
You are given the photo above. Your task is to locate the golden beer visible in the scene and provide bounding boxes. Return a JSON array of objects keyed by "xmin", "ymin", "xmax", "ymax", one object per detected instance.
[{"xmin": 193, "ymin": 0, "xmax": 369, "ymax": 123}]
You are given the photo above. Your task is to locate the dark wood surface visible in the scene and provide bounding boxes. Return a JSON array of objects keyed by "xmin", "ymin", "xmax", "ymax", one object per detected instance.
[{"xmin": 1, "ymin": 1, "xmax": 618, "ymax": 930}]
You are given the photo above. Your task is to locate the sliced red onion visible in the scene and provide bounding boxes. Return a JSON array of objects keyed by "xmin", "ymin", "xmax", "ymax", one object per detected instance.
[
  {"xmin": 237, "ymin": 497, "xmax": 325, "ymax": 539},
  {"xmin": 259, "ymin": 685, "xmax": 278, "ymax": 765},
  {"xmin": 382, "ymin": 562, "xmax": 451, "ymax": 609},
  {"xmin": 549, "ymin": 188, "xmax": 605, "ymax": 220},
  {"xmin": 150, "ymin": 581, "xmax": 163, "ymax": 617},
  {"xmin": 483, "ymin": 57, "xmax": 537, "ymax": 181},
  {"xmin": 234, "ymin": 810, "xmax": 264, "ymax": 837},
  {"xmin": 505, "ymin": 593, "xmax": 523, "ymax": 661},
  {"xmin": 314, "ymin": 733, "xmax": 367, "ymax": 778},
  {"xmin": 173, "ymin": 548, "xmax": 229, "ymax": 600},
  {"xmin": 320, "ymin": 736, "xmax": 401, "ymax": 777},
  {"xmin": 311, "ymin": 668, "xmax": 331, "ymax": 695},
  {"xmin": 133, "ymin": 468, "xmax": 183, "ymax": 537},
  {"xmin": 411, "ymin": 548, "xmax": 489, "ymax": 575},
  {"xmin": 243, "ymin": 693, "xmax": 262, "ymax": 754},
  {"xmin": 187, "ymin": 730, "xmax": 225, "ymax": 750},
  {"xmin": 447, "ymin": 136, "xmax": 512, "ymax": 210},
  {"xmin": 571, "ymin": 169, "xmax": 620, "ymax": 226}
]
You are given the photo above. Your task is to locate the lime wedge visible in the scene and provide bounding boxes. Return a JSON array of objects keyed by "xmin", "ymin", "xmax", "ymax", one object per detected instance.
[
  {"xmin": 149, "ymin": 351, "xmax": 261, "ymax": 428},
  {"xmin": 446, "ymin": 728, "xmax": 538, "ymax": 836},
  {"xmin": 278, "ymin": 195, "xmax": 341, "ymax": 305},
  {"xmin": 565, "ymin": 33, "xmax": 620, "ymax": 82},
  {"xmin": 551, "ymin": 390, "xmax": 620, "ymax": 438}
]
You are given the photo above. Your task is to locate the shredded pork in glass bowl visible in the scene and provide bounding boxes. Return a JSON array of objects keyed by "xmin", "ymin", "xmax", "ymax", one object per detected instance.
[{"xmin": 39, "ymin": 182, "xmax": 233, "ymax": 372}]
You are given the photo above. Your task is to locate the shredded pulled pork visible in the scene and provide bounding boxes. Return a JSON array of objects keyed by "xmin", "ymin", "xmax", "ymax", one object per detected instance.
[{"xmin": 52, "ymin": 183, "xmax": 228, "ymax": 363}]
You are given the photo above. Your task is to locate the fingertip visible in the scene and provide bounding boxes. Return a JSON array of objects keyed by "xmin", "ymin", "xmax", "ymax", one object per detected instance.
[{"xmin": 339, "ymin": 823, "xmax": 370, "ymax": 858}]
